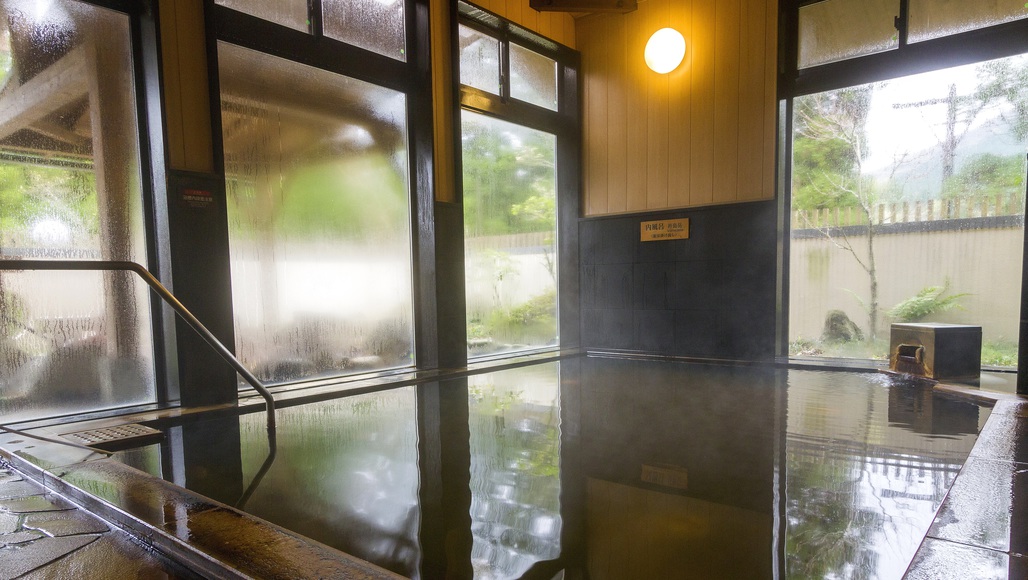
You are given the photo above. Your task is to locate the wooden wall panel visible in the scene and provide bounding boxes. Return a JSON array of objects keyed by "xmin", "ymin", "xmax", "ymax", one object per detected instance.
[
  {"xmin": 579, "ymin": 0, "xmax": 778, "ymax": 216},
  {"xmin": 712, "ymin": 0, "xmax": 741, "ymax": 203},
  {"xmin": 159, "ymin": 0, "xmax": 214, "ymax": 173},
  {"xmin": 689, "ymin": 0, "xmax": 716, "ymax": 206},
  {"xmin": 624, "ymin": 6, "xmax": 648, "ymax": 213},
  {"xmin": 475, "ymin": 1, "xmax": 578, "ymax": 49}
]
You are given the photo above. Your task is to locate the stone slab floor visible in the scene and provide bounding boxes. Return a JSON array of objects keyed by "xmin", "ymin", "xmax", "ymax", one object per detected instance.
[{"xmin": 0, "ymin": 463, "xmax": 195, "ymax": 579}]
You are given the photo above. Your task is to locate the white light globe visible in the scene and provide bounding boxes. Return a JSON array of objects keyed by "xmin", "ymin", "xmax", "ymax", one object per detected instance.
[{"xmin": 644, "ymin": 28, "xmax": 686, "ymax": 74}]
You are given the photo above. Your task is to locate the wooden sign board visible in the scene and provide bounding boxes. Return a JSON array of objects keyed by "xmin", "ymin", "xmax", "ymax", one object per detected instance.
[{"xmin": 640, "ymin": 218, "xmax": 689, "ymax": 242}]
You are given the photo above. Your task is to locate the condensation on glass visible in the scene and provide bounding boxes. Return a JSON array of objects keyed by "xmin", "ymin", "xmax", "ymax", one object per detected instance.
[
  {"xmin": 0, "ymin": 0, "xmax": 156, "ymax": 422},
  {"xmin": 788, "ymin": 53, "xmax": 1028, "ymax": 366},
  {"xmin": 908, "ymin": 0, "xmax": 1028, "ymax": 43},
  {"xmin": 510, "ymin": 43, "xmax": 558, "ymax": 111},
  {"xmin": 217, "ymin": 42, "xmax": 414, "ymax": 384},
  {"xmin": 462, "ymin": 112, "xmax": 558, "ymax": 357},
  {"xmin": 468, "ymin": 363, "xmax": 562, "ymax": 578},
  {"xmin": 798, "ymin": 0, "xmax": 899, "ymax": 69},
  {"xmin": 215, "ymin": 0, "xmax": 309, "ymax": 32},
  {"xmin": 323, "ymin": 0, "xmax": 406, "ymax": 61},
  {"xmin": 459, "ymin": 25, "xmax": 500, "ymax": 95}
]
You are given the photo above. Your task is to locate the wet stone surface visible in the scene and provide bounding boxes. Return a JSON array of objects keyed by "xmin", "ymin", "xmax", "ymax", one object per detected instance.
[
  {"xmin": 906, "ymin": 538, "xmax": 1028, "ymax": 580},
  {"xmin": 0, "ymin": 462, "xmax": 191, "ymax": 579}
]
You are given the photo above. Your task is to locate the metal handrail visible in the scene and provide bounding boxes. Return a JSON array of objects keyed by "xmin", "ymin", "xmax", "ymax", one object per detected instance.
[{"xmin": 0, "ymin": 259, "xmax": 276, "ymax": 431}]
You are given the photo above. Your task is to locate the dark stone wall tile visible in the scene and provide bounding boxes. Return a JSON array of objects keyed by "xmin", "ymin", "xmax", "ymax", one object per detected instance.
[
  {"xmin": 579, "ymin": 200, "xmax": 777, "ymax": 360},
  {"xmin": 674, "ymin": 310, "xmax": 722, "ymax": 357},
  {"xmin": 579, "ymin": 220, "xmax": 602, "ymax": 266},
  {"xmin": 582, "ymin": 308, "xmax": 634, "ymax": 350},
  {"xmin": 634, "ymin": 310, "xmax": 675, "ymax": 351},
  {"xmin": 633, "ymin": 263, "xmax": 673, "ymax": 310},
  {"xmin": 669, "ymin": 260, "xmax": 724, "ymax": 311}
]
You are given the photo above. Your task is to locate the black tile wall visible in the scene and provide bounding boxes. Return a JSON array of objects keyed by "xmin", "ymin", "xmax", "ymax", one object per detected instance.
[{"xmin": 579, "ymin": 201, "xmax": 777, "ymax": 360}]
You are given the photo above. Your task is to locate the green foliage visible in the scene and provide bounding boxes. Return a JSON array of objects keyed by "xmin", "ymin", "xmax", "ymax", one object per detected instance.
[
  {"xmin": 0, "ymin": 164, "xmax": 98, "ymax": 242},
  {"xmin": 981, "ymin": 340, "xmax": 1017, "ymax": 367},
  {"xmin": 791, "ymin": 135, "xmax": 860, "ymax": 210},
  {"xmin": 791, "ymin": 85, "xmax": 876, "ymax": 212},
  {"xmin": 943, "ymin": 153, "xmax": 1026, "ymax": 201},
  {"xmin": 887, "ymin": 282, "xmax": 969, "ymax": 322},
  {"xmin": 462, "ymin": 119, "xmax": 556, "ymax": 237},
  {"xmin": 486, "ymin": 290, "xmax": 557, "ymax": 344}
]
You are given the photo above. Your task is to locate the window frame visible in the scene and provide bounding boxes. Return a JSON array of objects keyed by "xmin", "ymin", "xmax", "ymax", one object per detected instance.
[
  {"xmin": 455, "ymin": 2, "xmax": 582, "ymax": 359},
  {"xmin": 206, "ymin": 0, "xmax": 438, "ymax": 382},
  {"xmin": 776, "ymin": 0, "xmax": 1028, "ymax": 372}
]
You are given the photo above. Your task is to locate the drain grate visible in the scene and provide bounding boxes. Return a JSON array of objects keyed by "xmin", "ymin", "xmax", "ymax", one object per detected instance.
[{"xmin": 62, "ymin": 424, "xmax": 164, "ymax": 451}]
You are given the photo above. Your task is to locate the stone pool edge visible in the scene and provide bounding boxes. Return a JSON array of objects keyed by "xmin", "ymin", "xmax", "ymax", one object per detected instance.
[{"xmin": 0, "ymin": 438, "xmax": 403, "ymax": 579}]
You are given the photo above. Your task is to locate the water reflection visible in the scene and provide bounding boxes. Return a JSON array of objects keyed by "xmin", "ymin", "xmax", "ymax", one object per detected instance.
[
  {"xmin": 123, "ymin": 359, "xmax": 991, "ymax": 579},
  {"xmin": 785, "ymin": 371, "xmax": 985, "ymax": 579},
  {"xmin": 467, "ymin": 363, "xmax": 562, "ymax": 579}
]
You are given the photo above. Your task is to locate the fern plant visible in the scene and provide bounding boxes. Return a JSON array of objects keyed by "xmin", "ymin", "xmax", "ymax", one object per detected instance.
[{"xmin": 887, "ymin": 280, "xmax": 969, "ymax": 322}]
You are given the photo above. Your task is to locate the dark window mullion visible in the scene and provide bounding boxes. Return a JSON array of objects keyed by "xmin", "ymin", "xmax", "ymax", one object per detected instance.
[
  {"xmin": 308, "ymin": 0, "xmax": 324, "ymax": 37},
  {"xmin": 896, "ymin": 0, "xmax": 909, "ymax": 48},
  {"xmin": 499, "ymin": 38, "xmax": 511, "ymax": 102}
]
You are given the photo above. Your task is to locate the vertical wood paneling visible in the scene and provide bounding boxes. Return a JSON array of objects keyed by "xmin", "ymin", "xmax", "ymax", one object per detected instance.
[
  {"xmin": 607, "ymin": 16, "xmax": 628, "ymax": 213},
  {"xmin": 762, "ymin": 3, "xmax": 778, "ymax": 199},
  {"xmin": 537, "ymin": 11, "xmax": 551, "ymax": 39},
  {"xmin": 712, "ymin": 0, "xmax": 741, "ymax": 203},
  {"xmin": 689, "ymin": 0, "xmax": 716, "ymax": 206},
  {"xmin": 581, "ymin": 19, "xmax": 609, "ymax": 215},
  {"xmin": 161, "ymin": 0, "xmax": 214, "ymax": 173},
  {"xmin": 645, "ymin": 0, "xmax": 670, "ymax": 210},
  {"xmin": 505, "ymin": 0, "xmax": 523, "ymax": 26},
  {"xmin": 522, "ymin": 4, "xmax": 538, "ymax": 32},
  {"xmin": 625, "ymin": 8, "xmax": 649, "ymax": 212},
  {"xmin": 579, "ymin": 0, "xmax": 776, "ymax": 216},
  {"xmin": 737, "ymin": 0, "xmax": 766, "ymax": 201},
  {"xmin": 666, "ymin": 0, "xmax": 692, "ymax": 207}
]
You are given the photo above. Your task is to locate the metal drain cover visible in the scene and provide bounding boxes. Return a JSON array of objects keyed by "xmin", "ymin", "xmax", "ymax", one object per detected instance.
[{"xmin": 62, "ymin": 424, "xmax": 164, "ymax": 451}]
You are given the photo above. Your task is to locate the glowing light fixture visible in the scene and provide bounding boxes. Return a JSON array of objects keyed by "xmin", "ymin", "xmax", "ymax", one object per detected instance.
[{"xmin": 644, "ymin": 28, "xmax": 686, "ymax": 74}]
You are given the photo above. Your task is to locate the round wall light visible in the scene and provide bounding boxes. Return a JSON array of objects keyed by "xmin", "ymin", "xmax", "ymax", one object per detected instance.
[{"xmin": 644, "ymin": 28, "xmax": 686, "ymax": 74}]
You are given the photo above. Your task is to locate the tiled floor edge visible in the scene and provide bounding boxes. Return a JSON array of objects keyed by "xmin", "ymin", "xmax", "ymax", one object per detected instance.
[
  {"xmin": 0, "ymin": 448, "xmax": 246, "ymax": 580},
  {"xmin": 902, "ymin": 384, "xmax": 1028, "ymax": 578},
  {"xmin": 0, "ymin": 445, "xmax": 402, "ymax": 579}
]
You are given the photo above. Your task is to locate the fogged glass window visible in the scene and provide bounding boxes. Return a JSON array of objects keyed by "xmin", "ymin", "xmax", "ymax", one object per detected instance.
[
  {"xmin": 0, "ymin": 1, "xmax": 155, "ymax": 422},
  {"xmin": 909, "ymin": 0, "xmax": 1028, "ymax": 43},
  {"xmin": 510, "ymin": 43, "xmax": 557, "ymax": 111},
  {"xmin": 459, "ymin": 25, "xmax": 500, "ymax": 95},
  {"xmin": 799, "ymin": 0, "xmax": 899, "ymax": 68},
  {"xmin": 468, "ymin": 363, "xmax": 562, "ymax": 577},
  {"xmin": 218, "ymin": 42, "xmax": 414, "ymax": 384},
  {"xmin": 463, "ymin": 112, "xmax": 558, "ymax": 356},
  {"xmin": 323, "ymin": 0, "xmax": 406, "ymax": 61},
  {"xmin": 215, "ymin": 0, "xmax": 309, "ymax": 32},
  {"xmin": 788, "ymin": 53, "xmax": 1028, "ymax": 367}
]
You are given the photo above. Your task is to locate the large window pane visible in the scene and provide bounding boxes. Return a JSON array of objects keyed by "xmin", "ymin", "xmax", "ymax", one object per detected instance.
[
  {"xmin": 462, "ymin": 112, "xmax": 558, "ymax": 356},
  {"xmin": 215, "ymin": 0, "xmax": 308, "ymax": 32},
  {"xmin": 510, "ymin": 43, "xmax": 557, "ymax": 111},
  {"xmin": 789, "ymin": 53, "xmax": 1028, "ymax": 367},
  {"xmin": 323, "ymin": 0, "xmax": 406, "ymax": 62},
  {"xmin": 909, "ymin": 0, "xmax": 1028, "ymax": 43},
  {"xmin": 219, "ymin": 42, "xmax": 414, "ymax": 384},
  {"xmin": 0, "ymin": 0, "xmax": 155, "ymax": 422},
  {"xmin": 459, "ymin": 25, "xmax": 500, "ymax": 95},
  {"xmin": 799, "ymin": 0, "xmax": 899, "ymax": 69}
]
